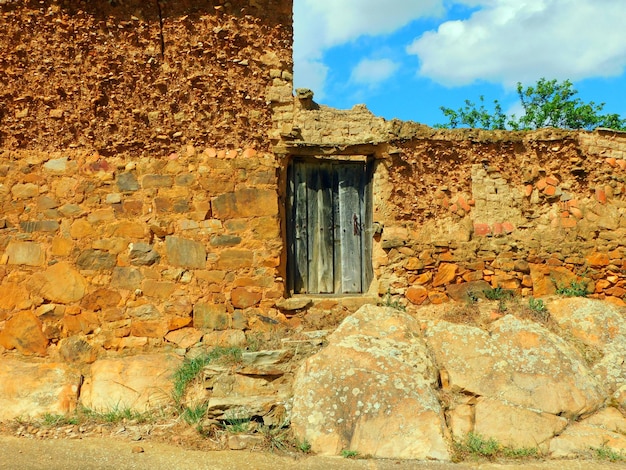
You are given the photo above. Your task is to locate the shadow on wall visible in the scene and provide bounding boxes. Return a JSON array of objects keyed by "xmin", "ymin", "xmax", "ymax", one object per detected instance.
[{"xmin": 3, "ymin": 0, "xmax": 290, "ymax": 25}]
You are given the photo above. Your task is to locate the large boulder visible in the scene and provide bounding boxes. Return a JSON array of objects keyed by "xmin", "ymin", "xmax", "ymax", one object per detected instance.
[
  {"xmin": 425, "ymin": 315, "xmax": 605, "ymax": 419},
  {"xmin": 0, "ymin": 358, "xmax": 81, "ymax": 420},
  {"xmin": 548, "ymin": 297, "xmax": 626, "ymax": 393},
  {"xmin": 424, "ymin": 314, "xmax": 605, "ymax": 448},
  {"xmin": 549, "ymin": 407, "xmax": 626, "ymax": 458},
  {"xmin": 80, "ymin": 354, "xmax": 182, "ymax": 412},
  {"xmin": 291, "ymin": 305, "xmax": 450, "ymax": 460}
]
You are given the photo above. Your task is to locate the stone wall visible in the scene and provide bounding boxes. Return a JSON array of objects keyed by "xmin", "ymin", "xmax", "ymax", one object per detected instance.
[
  {"xmin": 284, "ymin": 99, "xmax": 626, "ymax": 308},
  {"xmin": 0, "ymin": 0, "xmax": 293, "ymax": 361},
  {"xmin": 0, "ymin": 0, "xmax": 293, "ymax": 153},
  {"xmin": 377, "ymin": 128, "xmax": 626, "ymax": 307},
  {"xmin": 3, "ymin": 1, "xmax": 626, "ymax": 367}
]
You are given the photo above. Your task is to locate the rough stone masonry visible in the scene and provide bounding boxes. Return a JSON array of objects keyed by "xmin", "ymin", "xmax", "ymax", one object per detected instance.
[{"xmin": 2, "ymin": 0, "xmax": 626, "ymax": 428}]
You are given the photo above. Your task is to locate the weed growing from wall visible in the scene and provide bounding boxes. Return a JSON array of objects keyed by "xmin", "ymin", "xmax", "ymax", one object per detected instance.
[
  {"xmin": 382, "ymin": 289, "xmax": 406, "ymax": 311},
  {"xmin": 554, "ymin": 279, "xmax": 589, "ymax": 297},
  {"xmin": 172, "ymin": 347, "xmax": 242, "ymax": 407}
]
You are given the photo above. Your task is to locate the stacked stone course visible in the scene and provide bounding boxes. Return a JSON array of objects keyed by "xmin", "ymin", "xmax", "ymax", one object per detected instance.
[
  {"xmin": 4, "ymin": 0, "xmax": 626, "ymax": 365},
  {"xmin": 376, "ymin": 130, "xmax": 626, "ymax": 307},
  {"xmin": 0, "ymin": 147, "xmax": 286, "ymax": 357}
]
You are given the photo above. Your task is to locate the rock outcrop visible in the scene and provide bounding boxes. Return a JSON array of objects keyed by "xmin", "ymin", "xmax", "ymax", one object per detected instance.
[
  {"xmin": 79, "ymin": 354, "xmax": 182, "ymax": 412},
  {"xmin": 291, "ymin": 305, "xmax": 450, "ymax": 460},
  {"xmin": 292, "ymin": 301, "xmax": 626, "ymax": 459},
  {"xmin": 0, "ymin": 359, "xmax": 81, "ymax": 420},
  {"xmin": 2, "ymin": 300, "xmax": 626, "ymax": 461}
]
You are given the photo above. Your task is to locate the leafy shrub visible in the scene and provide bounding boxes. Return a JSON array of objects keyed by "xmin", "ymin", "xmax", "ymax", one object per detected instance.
[
  {"xmin": 555, "ymin": 279, "xmax": 588, "ymax": 297},
  {"xmin": 341, "ymin": 449, "xmax": 359, "ymax": 458},
  {"xmin": 483, "ymin": 287, "xmax": 514, "ymax": 301}
]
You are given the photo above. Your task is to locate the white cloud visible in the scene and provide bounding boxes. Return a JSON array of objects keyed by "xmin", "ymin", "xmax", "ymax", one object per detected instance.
[
  {"xmin": 350, "ymin": 58, "xmax": 399, "ymax": 86},
  {"xmin": 407, "ymin": 0, "xmax": 626, "ymax": 87},
  {"xmin": 293, "ymin": 0, "xmax": 444, "ymax": 97}
]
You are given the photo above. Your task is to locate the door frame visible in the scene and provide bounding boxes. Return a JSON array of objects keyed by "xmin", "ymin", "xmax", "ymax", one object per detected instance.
[{"xmin": 286, "ymin": 155, "xmax": 374, "ymax": 296}]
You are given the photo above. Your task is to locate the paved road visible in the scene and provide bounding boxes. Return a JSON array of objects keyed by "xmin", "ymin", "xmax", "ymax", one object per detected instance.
[{"xmin": 1, "ymin": 436, "xmax": 624, "ymax": 470}]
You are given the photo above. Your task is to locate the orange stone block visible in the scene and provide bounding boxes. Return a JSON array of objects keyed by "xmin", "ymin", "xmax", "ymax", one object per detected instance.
[
  {"xmin": 545, "ymin": 176, "xmax": 559, "ymax": 186},
  {"xmin": 0, "ymin": 311, "xmax": 48, "ymax": 355},
  {"xmin": 586, "ymin": 252, "xmax": 610, "ymax": 267},
  {"xmin": 414, "ymin": 272, "xmax": 433, "ymax": 285},
  {"xmin": 595, "ymin": 279, "xmax": 611, "ymax": 292},
  {"xmin": 463, "ymin": 271, "xmax": 484, "ymax": 282},
  {"xmin": 596, "ymin": 187, "xmax": 607, "ymax": 204},
  {"xmin": 432, "ymin": 263, "xmax": 458, "ymax": 287},
  {"xmin": 439, "ymin": 251, "xmax": 455, "ymax": 262},
  {"xmin": 168, "ymin": 317, "xmax": 193, "ymax": 331},
  {"xmin": 606, "ymin": 157, "xmax": 617, "ymax": 167},
  {"xmin": 524, "ymin": 184, "xmax": 533, "ymax": 197},
  {"xmin": 473, "ymin": 223, "xmax": 491, "ymax": 237},
  {"xmin": 569, "ymin": 207, "xmax": 583, "ymax": 219},
  {"xmin": 606, "ymin": 286, "xmax": 626, "ymax": 297},
  {"xmin": 428, "ymin": 291, "xmax": 448, "ymax": 304},
  {"xmin": 502, "ymin": 222, "xmax": 515, "ymax": 233},
  {"xmin": 543, "ymin": 185, "xmax": 556, "ymax": 196},
  {"xmin": 457, "ymin": 196, "xmax": 471, "ymax": 212},
  {"xmin": 617, "ymin": 159, "xmax": 626, "ymax": 170},
  {"xmin": 606, "ymin": 296, "xmax": 626, "ymax": 307},
  {"xmin": 242, "ymin": 148, "xmax": 257, "ymax": 159},
  {"xmin": 560, "ymin": 217, "xmax": 577, "ymax": 228},
  {"xmin": 406, "ymin": 285, "xmax": 428, "ymax": 305}
]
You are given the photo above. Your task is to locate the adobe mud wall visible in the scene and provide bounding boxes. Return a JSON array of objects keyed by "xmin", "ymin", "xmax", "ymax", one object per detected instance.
[{"xmin": 286, "ymin": 99, "xmax": 626, "ymax": 308}]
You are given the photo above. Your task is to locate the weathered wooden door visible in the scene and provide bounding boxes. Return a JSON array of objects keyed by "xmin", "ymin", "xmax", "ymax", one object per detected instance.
[{"xmin": 287, "ymin": 159, "xmax": 373, "ymax": 294}]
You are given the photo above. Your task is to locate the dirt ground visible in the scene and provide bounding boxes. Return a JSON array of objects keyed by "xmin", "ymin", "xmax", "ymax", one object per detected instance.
[{"xmin": 1, "ymin": 434, "xmax": 625, "ymax": 470}]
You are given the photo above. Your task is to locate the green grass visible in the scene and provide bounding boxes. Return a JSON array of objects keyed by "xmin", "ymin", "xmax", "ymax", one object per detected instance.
[
  {"xmin": 463, "ymin": 432, "xmax": 500, "ymax": 457},
  {"xmin": 181, "ymin": 404, "xmax": 208, "ymax": 424},
  {"xmin": 172, "ymin": 347, "xmax": 242, "ymax": 406},
  {"xmin": 382, "ymin": 289, "xmax": 406, "ymax": 311},
  {"xmin": 341, "ymin": 449, "xmax": 359, "ymax": 458},
  {"xmin": 40, "ymin": 413, "xmax": 79, "ymax": 427},
  {"xmin": 454, "ymin": 433, "xmax": 540, "ymax": 461},
  {"xmin": 528, "ymin": 297, "xmax": 546, "ymax": 313},
  {"xmin": 34, "ymin": 406, "xmax": 161, "ymax": 428},
  {"xmin": 501, "ymin": 446, "xmax": 539, "ymax": 458},
  {"xmin": 593, "ymin": 444, "xmax": 626, "ymax": 462},
  {"xmin": 259, "ymin": 424, "xmax": 291, "ymax": 453},
  {"xmin": 526, "ymin": 297, "xmax": 550, "ymax": 322},
  {"xmin": 483, "ymin": 287, "xmax": 514, "ymax": 301},
  {"xmin": 222, "ymin": 407, "xmax": 253, "ymax": 434},
  {"xmin": 295, "ymin": 438, "xmax": 312, "ymax": 453},
  {"xmin": 79, "ymin": 405, "xmax": 156, "ymax": 424}
]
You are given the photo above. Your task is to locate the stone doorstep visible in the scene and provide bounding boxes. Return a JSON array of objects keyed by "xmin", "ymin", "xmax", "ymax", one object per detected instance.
[{"xmin": 286, "ymin": 294, "xmax": 378, "ymax": 310}]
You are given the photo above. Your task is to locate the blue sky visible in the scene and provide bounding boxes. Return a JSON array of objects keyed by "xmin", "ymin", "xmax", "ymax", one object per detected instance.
[{"xmin": 293, "ymin": 0, "xmax": 626, "ymax": 127}]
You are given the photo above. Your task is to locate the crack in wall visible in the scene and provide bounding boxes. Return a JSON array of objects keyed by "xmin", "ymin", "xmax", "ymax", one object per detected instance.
[{"xmin": 155, "ymin": 0, "xmax": 165, "ymax": 58}]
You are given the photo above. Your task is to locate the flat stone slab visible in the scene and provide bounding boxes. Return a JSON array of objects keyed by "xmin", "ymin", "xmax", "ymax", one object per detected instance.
[
  {"xmin": 80, "ymin": 354, "xmax": 182, "ymax": 412},
  {"xmin": 0, "ymin": 358, "xmax": 81, "ymax": 420}
]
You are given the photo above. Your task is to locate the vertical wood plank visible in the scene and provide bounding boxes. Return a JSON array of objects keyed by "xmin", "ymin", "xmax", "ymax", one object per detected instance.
[
  {"xmin": 337, "ymin": 162, "xmax": 363, "ymax": 293},
  {"xmin": 293, "ymin": 162, "xmax": 308, "ymax": 293},
  {"xmin": 307, "ymin": 163, "xmax": 334, "ymax": 293},
  {"xmin": 361, "ymin": 161, "xmax": 374, "ymax": 292},
  {"xmin": 286, "ymin": 162, "xmax": 295, "ymax": 294},
  {"xmin": 332, "ymin": 163, "xmax": 342, "ymax": 293}
]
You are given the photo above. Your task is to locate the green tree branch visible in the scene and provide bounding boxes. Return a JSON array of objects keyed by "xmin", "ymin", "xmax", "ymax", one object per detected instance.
[{"xmin": 436, "ymin": 78, "xmax": 626, "ymax": 131}]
